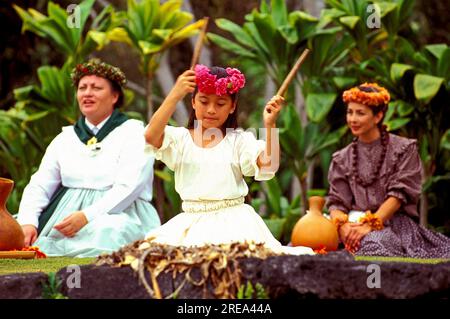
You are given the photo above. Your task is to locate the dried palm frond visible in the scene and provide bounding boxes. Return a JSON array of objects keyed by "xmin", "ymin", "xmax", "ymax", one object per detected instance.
[{"xmin": 96, "ymin": 240, "xmax": 277, "ymax": 299}]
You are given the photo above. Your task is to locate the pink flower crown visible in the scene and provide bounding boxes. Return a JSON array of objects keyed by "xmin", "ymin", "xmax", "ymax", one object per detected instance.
[{"xmin": 194, "ymin": 64, "xmax": 246, "ymax": 96}]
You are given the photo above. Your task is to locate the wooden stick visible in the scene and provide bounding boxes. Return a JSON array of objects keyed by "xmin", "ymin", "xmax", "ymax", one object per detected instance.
[
  {"xmin": 276, "ymin": 48, "xmax": 310, "ymax": 96},
  {"xmin": 190, "ymin": 17, "xmax": 210, "ymax": 70}
]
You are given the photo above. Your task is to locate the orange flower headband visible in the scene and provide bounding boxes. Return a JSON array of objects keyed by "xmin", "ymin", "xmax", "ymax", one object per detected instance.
[{"xmin": 342, "ymin": 83, "xmax": 390, "ymax": 107}]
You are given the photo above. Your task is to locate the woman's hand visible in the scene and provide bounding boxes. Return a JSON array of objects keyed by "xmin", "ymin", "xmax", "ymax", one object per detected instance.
[
  {"xmin": 344, "ymin": 223, "xmax": 372, "ymax": 253},
  {"xmin": 54, "ymin": 211, "xmax": 88, "ymax": 237},
  {"xmin": 263, "ymin": 95, "xmax": 285, "ymax": 127},
  {"xmin": 168, "ymin": 70, "xmax": 196, "ymax": 101},
  {"xmin": 22, "ymin": 225, "xmax": 38, "ymax": 247},
  {"xmin": 338, "ymin": 222, "xmax": 352, "ymax": 244}
]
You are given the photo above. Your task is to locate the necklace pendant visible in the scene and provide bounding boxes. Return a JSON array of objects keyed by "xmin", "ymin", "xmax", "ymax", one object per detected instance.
[{"xmin": 86, "ymin": 137, "xmax": 102, "ymax": 156}]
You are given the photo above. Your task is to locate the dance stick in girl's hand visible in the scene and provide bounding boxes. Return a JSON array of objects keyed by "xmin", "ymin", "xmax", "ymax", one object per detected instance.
[
  {"xmin": 190, "ymin": 17, "xmax": 210, "ymax": 70},
  {"xmin": 276, "ymin": 48, "xmax": 311, "ymax": 97}
]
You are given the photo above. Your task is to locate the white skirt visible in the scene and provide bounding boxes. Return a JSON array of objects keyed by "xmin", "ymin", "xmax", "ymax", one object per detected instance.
[{"xmin": 146, "ymin": 197, "xmax": 314, "ymax": 256}]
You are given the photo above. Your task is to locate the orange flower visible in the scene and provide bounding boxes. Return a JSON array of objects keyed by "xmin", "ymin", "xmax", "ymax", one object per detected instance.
[
  {"xmin": 359, "ymin": 212, "xmax": 384, "ymax": 231},
  {"xmin": 343, "ymin": 83, "xmax": 390, "ymax": 107},
  {"xmin": 313, "ymin": 245, "xmax": 328, "ymax": 255},
  {"xmin": 331, "ymin": 214, "xmax": 348, "ymax": 230}
]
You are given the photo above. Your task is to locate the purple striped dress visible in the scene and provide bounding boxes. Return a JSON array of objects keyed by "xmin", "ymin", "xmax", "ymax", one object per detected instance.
[{"xmin": 326, "ymin": 133, "xmax": 450, "ymax": 258}]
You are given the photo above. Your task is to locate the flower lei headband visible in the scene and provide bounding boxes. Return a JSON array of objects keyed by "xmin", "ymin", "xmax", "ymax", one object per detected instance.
[
  {"xmin": 71, "ymin": 59, "xmax": 127, "ymax": 88},
  {"xmin": 194, "ymin": 64, "xmax": 246, "ymax": 96},
  {"xmin": 342, "ymin": 82, "xmax": 390, "ymax": 107}
]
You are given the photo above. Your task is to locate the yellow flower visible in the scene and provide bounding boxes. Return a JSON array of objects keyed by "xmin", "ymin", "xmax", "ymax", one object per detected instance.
[{"xmin": 87, "ymin": 137, "xmax": 97, "ymax": 146}]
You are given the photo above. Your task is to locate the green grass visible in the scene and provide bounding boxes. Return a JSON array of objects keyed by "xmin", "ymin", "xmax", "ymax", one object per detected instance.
[
  {"xmin": 355, "ymin": 256, "xmax": 450, "ymax": 264},
  {"xmin": 0, "ymin": 257, "xmax": 95, "ymax": 276}
]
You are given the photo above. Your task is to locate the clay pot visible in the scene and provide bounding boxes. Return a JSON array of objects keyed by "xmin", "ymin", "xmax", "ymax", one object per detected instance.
[
  {"xmin": 291, "ymin": 196, "xmax": 339, "ymax": 251},
  {"xmin": 0, "ymin": 177, "xmax": 25, "ymax": 250}
]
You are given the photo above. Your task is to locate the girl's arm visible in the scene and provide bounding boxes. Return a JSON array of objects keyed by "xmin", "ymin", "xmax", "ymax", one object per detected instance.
[
  {"xmin": 145, "ymin": 70, "xmax": 196, "ymax": 148},
  {"xmin": 257, "ymin": 95, "xmax": 284, "ymax": 173}
]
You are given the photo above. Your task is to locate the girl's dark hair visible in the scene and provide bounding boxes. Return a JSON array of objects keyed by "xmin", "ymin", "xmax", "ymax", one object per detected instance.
[
  {"xmin": 187, "ymin": 66, "xmax": 238, "ymax": 130},
  {"xmin": 357, "ymin": 85, "xmax": 387, "ymax": 127}
]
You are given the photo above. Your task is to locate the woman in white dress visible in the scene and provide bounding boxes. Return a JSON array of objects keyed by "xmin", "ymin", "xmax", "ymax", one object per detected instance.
[
  {"xmin": 144, "ymin": 64, "xmax": 313, "ymax": 255},
  {"xmin": 16, "ymin": 60, "xmax": 160, "ymax": 257}
]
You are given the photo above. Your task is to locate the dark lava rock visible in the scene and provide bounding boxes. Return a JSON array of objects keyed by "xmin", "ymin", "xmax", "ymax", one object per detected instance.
[
  {"xmin": 1, "ymin": 254, "xmax": 450, "ymax": 299},
  {"xmin": 0, "ymin": 272, "xmax": 47, "ymax": 299}
]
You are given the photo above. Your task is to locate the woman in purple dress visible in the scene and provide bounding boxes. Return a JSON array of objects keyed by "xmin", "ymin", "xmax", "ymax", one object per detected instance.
[{"xmin": 327, "ymin": 83, "xmax": 450, "ymax": 258}]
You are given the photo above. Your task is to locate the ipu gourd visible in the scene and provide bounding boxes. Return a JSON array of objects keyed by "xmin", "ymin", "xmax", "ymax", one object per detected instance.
[
  {"xmin": 0, "ymin": 178, "xmax": 25, "ymax": 251},
  {"xmin": 291, "ymin": 196, "xmax": 339, "ymax": 251}
]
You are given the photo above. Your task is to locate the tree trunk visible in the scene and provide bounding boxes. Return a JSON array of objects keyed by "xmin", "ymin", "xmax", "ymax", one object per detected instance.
[
  {"xmin": 182, "ymin": 0, "xmax": 213, "ymax": 66},
  {"xmin": 290, "ymin": 177, "xmax": 301, "ymax": 204},
  {"xmin": 301, "ymin": 0, "xmax": 325, "ymax": 18},
  {"xmin": 307, "ymin": 157, "xmax": 316, "ymax": 191},
  {"xmin": 146, "ymin": 72, "xmax": 154, "ymax": 121},
  {"xmin": 156, "ymin": 52, "xmax": 189, "ymax": 125},
  {"xmin": 295, "ymin": 80, "xmax": 307, "ymax": 127},
  {"xmin": 299, "ymin": 173, "xmax": 308, "ymax": 214}
]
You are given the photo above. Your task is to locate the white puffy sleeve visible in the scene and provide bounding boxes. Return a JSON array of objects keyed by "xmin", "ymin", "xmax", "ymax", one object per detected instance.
[
  {"xmin": 144, "ymin": 125, "xmax": 185, "ymax": 171},
  {"xmin": 16, "ymin": 134, "xmax": 63, "ymax": 227},
  {"xmin": 237, "ymin": 131, "xmax": 275, "ymax": 181}
]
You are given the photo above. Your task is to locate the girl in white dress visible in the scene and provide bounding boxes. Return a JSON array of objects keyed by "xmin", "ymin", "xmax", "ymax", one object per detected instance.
[{"xmin": 144, "ymin": 64, "xmax": 313, "ymax": 255}]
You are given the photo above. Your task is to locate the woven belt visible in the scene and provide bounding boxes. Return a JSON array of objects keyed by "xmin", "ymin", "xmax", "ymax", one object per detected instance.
[{"xmin": 182, "ymin": 197, "xmax": 245, "ymax": 213}]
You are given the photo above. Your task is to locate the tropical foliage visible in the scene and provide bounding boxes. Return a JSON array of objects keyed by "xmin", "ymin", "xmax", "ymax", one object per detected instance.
[
  {"xmin": 1, "ymin": 0, "xmax": 449, "ymax": 240},
  {"xmin": 209, "ymin": 0, "xmax": 449, "ymax": 238}
]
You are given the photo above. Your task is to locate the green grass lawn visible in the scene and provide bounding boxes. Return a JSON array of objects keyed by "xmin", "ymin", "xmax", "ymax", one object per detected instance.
[{"xmin": 0, "ymin": 257, "xmax": 95, "ymax": 276}]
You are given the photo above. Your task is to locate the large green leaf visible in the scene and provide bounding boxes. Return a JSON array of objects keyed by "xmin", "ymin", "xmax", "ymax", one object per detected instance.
[
  {"xmin": 280, "ymin": 104, "xmax": 303, "ymax": 156},
  {"xmin": 386, "ymin": 118, "xmax": 410, "ymax": 131},
  {"xmin": 263, "ymin": 218, "xmax": 285, "ymax": 240},
  {"xmin": 139, "ymin": 40, "xmax": 163, "ymax": 54},
  {"xmin": 47, "ymin": 2, "xmax": 77, "ymax": 51},
  {"xmin": 306, "ymin": 93, "xmax": 337, "ymax": 123},
  {"xmin": 278, "ymin": 25, "xmax": 298, "ymax": 44},
  {"xmin": 166, "ymin": 19, "xmax": 205, "ymax": 47},
  {"xmin": 425, "ymin": 44, "xmax": 448, "ymax": 60},
  {"xmin": 37, "ymin": 66, "xmax": 65, "ymax": 102},
  {"xmin": 207, "ymin": 33, "xmax": 257, "ymax": 59},
  {"xmin": 252, "ymin": 12, "xmax": 278, "ymax": 58},
  {"xmin": 390, "ymin": 100, "xmax": 414, "ymax": 117},
  {"xmin": 339, "ymin": 16, "xmax": 360, "ymax": 29},
  {"xmin": 437, "ymin": 48, "xmax": 450, "ymax": 79},
  {"xmin": 162, "ymin": 11, "xmax": 192, "ymax": 31},
  {"xmin": 265, "ymin": 177, "xmax": 282, "ymax": 215},
  {"xmin": 377, "ymin": 2, "xmax": 398, "ymax": 18},
  {"xmin": 159, "ymin": 0, "xmax": 183, "ymax": 29},
  {"xmin": 390, "ymin": 63, "xmax": 414, "ymax": 83},
  {"xmin": 270, "ymin": 0, "xmax": 288, "ymax": 26},
  {"xmin": 413, "ymin": 74, "xmax": 444, "ymax": 102},
  {"xmin": 243, "ymin": 22, "xmax": 271, "ymax": 59},
  {"xmin": 332, "ymin": 77, "xmax": 357, "ymax": 89},
  {"xmin": 289, "ymin": 11, "xmax": 318, "ymax": 42},
  {"xmin": 215, "ymin": 18, "xmax": 256, "ymax": 48}
]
